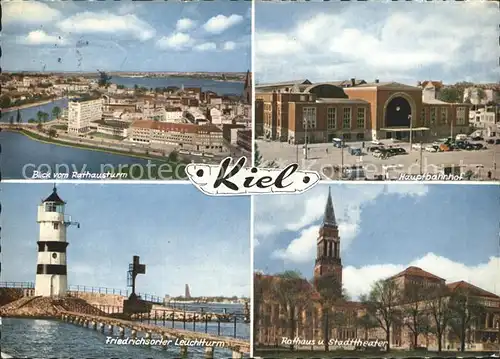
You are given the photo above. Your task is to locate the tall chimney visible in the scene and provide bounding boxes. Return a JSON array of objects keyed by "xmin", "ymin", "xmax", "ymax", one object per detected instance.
[{"xmin": 350, "ymin": 78, "xmax": 355, "ymax": 87}]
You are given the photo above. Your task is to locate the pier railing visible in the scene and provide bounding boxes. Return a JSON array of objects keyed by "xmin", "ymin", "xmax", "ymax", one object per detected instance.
[
  {"xmin": 0, "ymin": 282, "xmax": 162, "ymax": 304},
  {"xmin": 0, "ymin": 281, "xmax": 35, "ymax": 289},
  {"xmin": 86, "ymin": 304, "xmax": 249, "ymax": 339},
  {"xmin": 68, "ymin": 285, "xmax": 163, "ymax": 303}
]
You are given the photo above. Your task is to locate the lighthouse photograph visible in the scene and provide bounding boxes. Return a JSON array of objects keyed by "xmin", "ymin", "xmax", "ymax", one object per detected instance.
[{"xmin": 0, "ymin": 184, "xmax": 251, "ymax": 359}]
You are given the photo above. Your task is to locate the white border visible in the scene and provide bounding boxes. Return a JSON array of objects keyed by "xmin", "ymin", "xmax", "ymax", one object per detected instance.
[
  {"xmin": 1, "ymin": 180, "xmax": 191, "ymax": 184},
  {"xmin": 251, "ymin": 0, "xmax": 256, "ymax": 169},
  {"xmin": 249, "ymin": 193, "xmax": 255, "ymax": 357},
  {"xmin": 249, "ymin": 0, "xmax": 256, "ymax": 355}
]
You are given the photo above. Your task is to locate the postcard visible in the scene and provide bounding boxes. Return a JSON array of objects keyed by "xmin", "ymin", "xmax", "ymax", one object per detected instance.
[
  {"xmin": 253, "ymin": 1, "xmax": 499, "ymax": 182},
  {"xmin": 0, "ymin": 1, "xmax": 252, "ymax": 181}
]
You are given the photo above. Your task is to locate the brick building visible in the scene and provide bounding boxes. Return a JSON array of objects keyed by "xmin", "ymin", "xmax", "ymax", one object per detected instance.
[
  {"xmin": 255, "ymin": 189, "xmax": 500, "ymax": 352},
  {"xmin": 255, "ymin": 79, "xmax": 470, "ymax": 144}
]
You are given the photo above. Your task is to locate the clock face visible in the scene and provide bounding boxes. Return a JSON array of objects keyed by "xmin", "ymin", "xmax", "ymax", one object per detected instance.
[
  {"xmin": 396, "ymin": 106, "xmax": 401, "ymax": 112},
  {"xmin": 52, "ymin": 253, "xmax": 57, "ymax": 259}
]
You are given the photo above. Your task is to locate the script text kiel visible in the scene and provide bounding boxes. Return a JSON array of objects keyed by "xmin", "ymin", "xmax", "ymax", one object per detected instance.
[{"xmin": 213, "ymin": 157, "xmax": 298, "ymax": 191}]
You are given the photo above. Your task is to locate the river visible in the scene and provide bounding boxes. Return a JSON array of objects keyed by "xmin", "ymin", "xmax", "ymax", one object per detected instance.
[
  {"xmin": 0, "ymin": 98, "xmax": 69, "ymax": 123},
  {"xmin": 111, "ymin": 76, "xmax": 244, "ymax": 96},
  {"xmin": 1, "ymin": 317, "xmax": 249, "ymax": 359},
  {"xmin": 0, "ymin": 131, "xmax": 162, "ymax": 180}
]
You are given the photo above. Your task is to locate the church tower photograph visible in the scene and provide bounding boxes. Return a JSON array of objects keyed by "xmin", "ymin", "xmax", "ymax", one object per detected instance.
[{"xmin": 253, "ymin": 183, "xmax": 500, "ymax": 358}]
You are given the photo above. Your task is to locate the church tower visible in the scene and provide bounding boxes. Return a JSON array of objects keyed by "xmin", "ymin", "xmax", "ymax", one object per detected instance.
[
  {"xmin": 35, "ymin": 187, "xmax": 79, "ymax": 297},
  {"xmin": 313, "ymin": 187, "xmax": 343, "ymax": 287}
]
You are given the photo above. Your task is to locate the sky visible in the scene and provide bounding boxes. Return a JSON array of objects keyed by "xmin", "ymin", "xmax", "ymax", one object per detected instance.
[
  {"xmin": 254, "ymin": 183, "xmax": 500, "ymax": 300},
  {"xmin": 255, "ymin": 1, "xmax": 499, "ymax": 85},
  {"xmin": 1, "ymin": 1, "xmax": 251, "ymax": 72},
  {"xmin": 1, "ymin": 184, "xmax": 251, "ymax": 298}
]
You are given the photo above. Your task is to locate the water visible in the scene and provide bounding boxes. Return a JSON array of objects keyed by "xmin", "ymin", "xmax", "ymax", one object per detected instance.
[
  {"xmin": 0, "ymin": 98, "xmax": 69, "ymax": 123},
  {"xmin": 0, "ymin": 131, "xmax": 155, "ymax": 180},
  {"xmin": 2, "ymin": 318, "xmax": 248, "ymax": 358},
  {"xmin": 111, "ymin": 76, "xmax": 244, "ymax": 96}
]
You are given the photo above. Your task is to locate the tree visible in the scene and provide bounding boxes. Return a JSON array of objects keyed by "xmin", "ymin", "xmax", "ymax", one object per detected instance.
[
  {"xmin": 0, "ymin": 95, "xmax": 11, "ymax": 108},
  {"xmin": 271, "ymin": 271, "xmax": 313, "ymax": 350},
  {"xmin": 254, "ymin": 273, "xmax": 274, "ymax": 345},
  {"xmin": 448, "ymin": 289, "xmax": 484, "ymax": 352},
  {"xmin": 476, "ymin": 88, "xmax": 487, "ymax": 105},
  {"xmin": 97, "ymin": 71, "xmax": 112, "ymax": 88},
  {"xmin": 52, "ymin": 106, "xmax": 61, "ymax": 120},
  {"xmin": 361, "ymin": 279, "xmax": 402, "ymax": 352},
  {"xmin": 36, "ymin": 122, "xmax": 43, "ymax": 132},
  {"xmin": 401, "ymin": 283, "xmax": 431, "ymax": 349},
  {"xmin": 48, "ymin": 128, "xmax": 57, "ymax": 138},
  {"xmin": 426, "ymin": 286, "xmax": 452, "ymax": 352},
  {"xmin": 168, "ymin": 150, "xmax": 178, "ymax": 163},
  {"xmin": 36, "ymin": 110, "xmax": 44, "ymax": 124},
  {"xmin": 314, "ymin": 273, "xmax": 348, "ymax": 351},
  {"xmin": 438, "ymin": 87, "xmax": 462, "ymax": 103},
  {"xmin": 16, "ymin": 109, "xmax": 22, "ymax": 125},
  {"xmin": 356, "ymin": 313, "xmax": 379, "ymax": 341}
]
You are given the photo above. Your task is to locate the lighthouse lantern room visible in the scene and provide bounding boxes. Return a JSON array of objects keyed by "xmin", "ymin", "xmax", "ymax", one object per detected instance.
[{"xmin": 35, "ymin": 186, "xmax": 79, "ymax": 297}]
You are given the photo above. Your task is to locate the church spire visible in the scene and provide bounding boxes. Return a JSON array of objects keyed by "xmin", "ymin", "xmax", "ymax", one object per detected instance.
[{"xmin": 323, "ymin": 187, "xmax": 337, "ymax": 226}]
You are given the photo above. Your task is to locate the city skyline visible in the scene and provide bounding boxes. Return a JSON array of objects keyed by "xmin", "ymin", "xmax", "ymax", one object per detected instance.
[
  {"xmin": 1, "ymin": 184, "xmax": 251, "ymax": 297},
  {"xmin": 2, "ymin": 1, "xmax": 251, "ymax": 72},
  {"xmin": 255, "ymin": 1, "xmax": 498, "ymax": 84},
  {"xmin": 254, "ymin": 184, "xmax": 500, "ymax": 300}
]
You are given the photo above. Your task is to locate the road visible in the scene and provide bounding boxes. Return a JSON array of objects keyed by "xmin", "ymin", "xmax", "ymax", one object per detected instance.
[{"xmin": 256, "ymin": 139, "xmax": 500, "ymax": 181}]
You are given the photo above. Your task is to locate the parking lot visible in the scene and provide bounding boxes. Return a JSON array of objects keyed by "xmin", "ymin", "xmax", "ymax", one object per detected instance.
[{"xmin": 256, "ymin": 139, "xmax": 500, "ymax": 181}]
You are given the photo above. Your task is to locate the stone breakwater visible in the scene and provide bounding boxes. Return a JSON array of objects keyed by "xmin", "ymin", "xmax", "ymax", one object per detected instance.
[{"xmin": 0, "ymin": 296, "xmax": 106, "ymax": 318}]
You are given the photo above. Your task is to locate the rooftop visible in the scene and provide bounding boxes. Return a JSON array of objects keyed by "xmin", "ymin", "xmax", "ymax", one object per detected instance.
[
  {"xmin": 43, "ymin": 187, "xmax": 65, "ymax": 204},
  {"xmin": 388, "ymin": 266, "xmax": 445, "ymax": 281}
]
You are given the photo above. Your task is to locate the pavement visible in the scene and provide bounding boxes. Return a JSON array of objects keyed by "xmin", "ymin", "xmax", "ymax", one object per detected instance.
[{"xmin": 256, "ymin": 139, "xmax": 500, "ymax": 181}]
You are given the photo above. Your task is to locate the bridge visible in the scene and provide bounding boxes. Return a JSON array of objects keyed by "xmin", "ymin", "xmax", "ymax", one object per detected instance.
[{"xmin": 59, "ymin": 311, "xmax": 249, "ymax": 358}]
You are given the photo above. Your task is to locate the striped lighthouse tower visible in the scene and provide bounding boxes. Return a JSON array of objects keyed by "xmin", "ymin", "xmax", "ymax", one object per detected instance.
[{"xmin": 35, "ymin": 186, "xmax": 79, "ymax": 297}]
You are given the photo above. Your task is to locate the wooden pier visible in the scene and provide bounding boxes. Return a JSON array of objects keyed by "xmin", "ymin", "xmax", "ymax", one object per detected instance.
[{"xmin": 59, "ymin": 311, "xmax": 250, "ymax": 358}]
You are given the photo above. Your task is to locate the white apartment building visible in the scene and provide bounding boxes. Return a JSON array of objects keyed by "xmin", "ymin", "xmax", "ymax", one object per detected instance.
[
  {"xmin": 469, "ymin": 107, "xmax": 498, "ymax": 136},
  {"xmin": 163, "ymin": 107, "xmax": 183, "ymax": 122},
  {"xmin": 68, "ymin": 98, "xmax": 103, "ymax": 134},
  {"xmin": 210, "ymin": 108, "xmax": 222, "ymax": 125}
]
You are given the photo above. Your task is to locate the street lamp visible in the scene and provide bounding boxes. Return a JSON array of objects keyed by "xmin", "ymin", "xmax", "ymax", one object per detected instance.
[{"xmin": 408, "ymin": 114, "xmax": 413, "ymax": 152}]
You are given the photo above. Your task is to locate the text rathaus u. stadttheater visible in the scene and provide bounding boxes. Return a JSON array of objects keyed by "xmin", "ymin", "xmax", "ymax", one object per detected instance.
[{"xmin": 255, "ymin": 189, "xmax": 500, "ymax": 351}]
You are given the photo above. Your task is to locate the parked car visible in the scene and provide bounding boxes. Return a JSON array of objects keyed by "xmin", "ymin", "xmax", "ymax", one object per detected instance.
[
  {"xmin": 371, "ymin": 140, "xmax": 384, "ymax": 146},
  {"xmin": 425, "ymin": 145, "xmax": 439, "ymax": 153},
  {"xmin": 368, "ymin": 145, "xmax": 384, "ymax": 152},
  {"xmin": 464, "ymin": 144, "xmax": 474, "ymax": 151},
  {"xmin": 472, "ymin": 143, "xmax": 484, "ymax": 150},
  {"xmin": 496, "ymin": 139, "xmax": 500, "ymax": 145},
  {"xmin": 487, "ymin": 138, "xmax": 495, "ymax": 144},
  {"xmin": 471, "ymin": 136, "xmax": 484, "ymax": 141},
  {"xmin": 412, "ymin": 143, "xmax": 422, "ymax": 150},
  {"xmin": 395, "ymin": 147, "xmax": 407, "ymax": 154},
  {"xmin": 348, "ymin": 147, "xmax": 362, "ymax": 156},
  {"xmin": 439, "ymin": 144, "xmax": 453, "ymax": 152}
]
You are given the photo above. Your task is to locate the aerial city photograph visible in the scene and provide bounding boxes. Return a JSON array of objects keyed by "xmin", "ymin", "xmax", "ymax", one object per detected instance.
[
  {"xmin": 253, "ymin": 1, "xmax": 499, "ymax": 181},
  {"xmin": 253, "ymin": 183, "xmax": 500, "ymax": 358},
  {"xmin": 0, "ymin": 1, "xmax": 252, "ymax": 180},
  {"xmin": 0, "ymin": 184, "xmax": 251, "ymax": 358}
]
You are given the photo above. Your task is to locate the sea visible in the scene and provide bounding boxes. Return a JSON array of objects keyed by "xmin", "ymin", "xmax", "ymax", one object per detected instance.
[{"xmin": 1, "ymin": 305, "xmax": 249, "ymax": 359}]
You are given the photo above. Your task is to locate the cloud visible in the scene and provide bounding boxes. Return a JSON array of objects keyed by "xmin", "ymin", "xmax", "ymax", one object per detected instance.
[
  {"xmin": 156, "ymin": 33, "xmax": 193, "ymax": 50},
  {"xmin": 176, "ymin": 18, "xmax": 196, "ymax": 32},
  {"xmin": 255, "ymin": 2, "xmax": 498, "ymax": 83},
  {"xmin": 57, "ymin": 12, "xmax": 156, "ymax": 41},
  {"xmin": 203, "ymin": 14, "xmax": 244, "ymax": 34},
  {"xmin": 194, "ymin": 42, "xmax": 217, "ymax": 52},
  {"xmin": 223, "ymin": 41, "xmax": 237, "ymax": 51},
  {"xmin": 3, "ymin": 1, "xmax": 61, "ymax": 24},
  {"xmin": 344, "ymin": 253, "xmax": 500, "ymax": 300},
  {"xmin": 19, "ymin": 31, "xmax": 68, "ymax": 46},
  {"xmin": 255, "ymin": 184, "xmax": 429, "ymax": 262}
]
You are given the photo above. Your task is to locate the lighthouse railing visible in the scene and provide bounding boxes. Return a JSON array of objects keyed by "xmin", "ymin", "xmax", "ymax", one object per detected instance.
[{"xmin": 0, "ymin": 281, "xmax": 34, "ymax": 289}]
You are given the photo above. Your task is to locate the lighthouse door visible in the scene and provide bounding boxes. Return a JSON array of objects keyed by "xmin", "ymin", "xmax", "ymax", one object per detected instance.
[{"xmin": 50, "ymin": 275, "xmax": 55, "ymax": 297}]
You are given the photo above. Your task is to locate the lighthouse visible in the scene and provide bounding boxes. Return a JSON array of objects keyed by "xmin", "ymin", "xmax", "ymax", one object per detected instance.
[{"xmin": 35, "ymin": 186, "xmax": 79, "ymax": 297}]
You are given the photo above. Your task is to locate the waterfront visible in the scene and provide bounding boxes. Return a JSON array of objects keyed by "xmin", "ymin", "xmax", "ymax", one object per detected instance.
[
  {"xmin": 0, "ymin": 98, "xmax": 68, "ymax": 123},
  {"xmin": 0, "ymin": 131, "xmax": 181, "ymax": 180},
  {"xmin": 1, "ymin": 318, "xmax": 247, "ymax": 359},
  {"xmin": 111, "ymin": 76, "xmax": 244, "ymax": 96}
]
